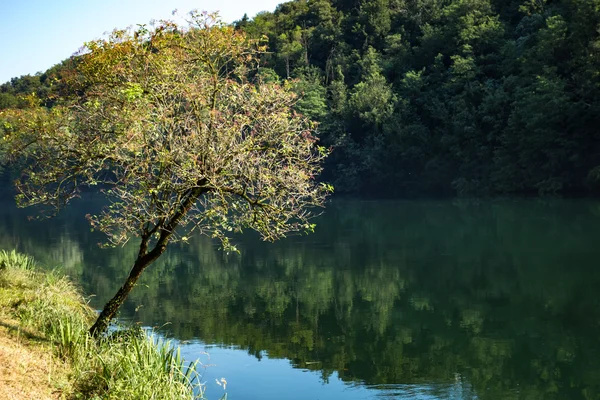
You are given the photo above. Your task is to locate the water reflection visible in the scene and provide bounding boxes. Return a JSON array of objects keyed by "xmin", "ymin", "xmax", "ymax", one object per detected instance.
[{"xmin": 1, "ymin": 197, "xmax": 600, "ymax": 399}]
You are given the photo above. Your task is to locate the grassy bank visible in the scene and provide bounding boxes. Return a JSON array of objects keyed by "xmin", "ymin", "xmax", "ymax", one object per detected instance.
[{"xmin": 0, "ymin": 250, "xmax": 205, "ymax": 399}]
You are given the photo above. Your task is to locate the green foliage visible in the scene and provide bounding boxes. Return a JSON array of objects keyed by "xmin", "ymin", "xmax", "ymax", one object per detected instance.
[
  {"xmin": 237, "ymin": 0, "xmax": 600, "ymax": 196},
  {"xmin": 349, "ymin": 68, "xmax": 396, "ymax": 128},
  {"xmin": 0, "ymin": 249, "xmax": 36, "ymax": 271},
  {"xmin": 291, "ymin": 66, "xmax": 328, "ymax": 122},
  {"xmin": 0, "ymin": 59, "xmax": 76, "ymax": 110}
]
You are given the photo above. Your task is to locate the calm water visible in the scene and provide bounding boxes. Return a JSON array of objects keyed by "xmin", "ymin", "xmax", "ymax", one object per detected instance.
[{"xmin": 1, "ymin": 197, "xmax": 600, "ymax": 399}]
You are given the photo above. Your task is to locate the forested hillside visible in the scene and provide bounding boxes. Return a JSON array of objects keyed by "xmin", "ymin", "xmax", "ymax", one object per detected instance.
[
  {"xmin": 0, "ymin": 60, "xmax": 74, "ymax": 109},
  {"xmin": 236, "ymin": 0, "xmax": 600, "ymax": 196},
  {"xmin": 3, "ymin": 0, "xmax": 600, "ymax": 196}
]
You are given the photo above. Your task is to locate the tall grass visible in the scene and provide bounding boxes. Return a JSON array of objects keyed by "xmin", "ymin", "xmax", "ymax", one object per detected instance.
[
  {"xmin": 0, "ymin": 249, "xmax": 36, "ymax": 271},
  {"xmin": 0, "ymin": 250, "xmax": 211, "ymax": 400}
]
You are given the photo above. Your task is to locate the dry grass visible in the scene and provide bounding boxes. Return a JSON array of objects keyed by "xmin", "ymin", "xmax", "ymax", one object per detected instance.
[
  {"xmin": 0, "ymin": 320, "xmax": 70, "ymax": 399},
  {"xmin": 0, "ymin": 251, "xmax": 73, "ymax": 399}
]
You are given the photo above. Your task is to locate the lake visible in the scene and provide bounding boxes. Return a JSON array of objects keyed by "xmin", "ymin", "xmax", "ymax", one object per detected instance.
[{"xmin": 1, "ymin": 196, "xmax": 600, "ymax": 399}]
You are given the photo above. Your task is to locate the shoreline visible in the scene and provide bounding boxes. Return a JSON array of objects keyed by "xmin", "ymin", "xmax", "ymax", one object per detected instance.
[{"xmin": 0, "ymin": 250, "xmax": 204, "ymax": 400}]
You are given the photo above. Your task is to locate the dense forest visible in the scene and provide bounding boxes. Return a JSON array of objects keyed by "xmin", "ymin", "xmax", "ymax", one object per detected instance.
[{"xmin": 2, "ymin": 0, "xmax": 600, "ymax": 196}]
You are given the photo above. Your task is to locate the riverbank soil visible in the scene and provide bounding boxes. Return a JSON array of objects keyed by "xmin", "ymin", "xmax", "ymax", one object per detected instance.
[{"xmin": 0, "ymin": 319, "xmax": 67, "ymax": 400}]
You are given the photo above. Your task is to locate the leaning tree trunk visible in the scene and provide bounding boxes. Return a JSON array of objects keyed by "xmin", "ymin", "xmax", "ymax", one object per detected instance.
[
  {"xmin": 89, "ymin": 238, "xmax": 167, "ymax": 338},
  {"xmin": 89, "ymin": 186, "xmax": 205, "ymax": 338}
]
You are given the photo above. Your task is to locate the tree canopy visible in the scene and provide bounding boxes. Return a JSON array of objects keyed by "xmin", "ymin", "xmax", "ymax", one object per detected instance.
[
  {"xmin": 0, "ymin": 12, "xmax": 331, "ymax": 336},
  {"xmin": 232, "ymin": 0, "xmax": 600, "ymax": 196}
]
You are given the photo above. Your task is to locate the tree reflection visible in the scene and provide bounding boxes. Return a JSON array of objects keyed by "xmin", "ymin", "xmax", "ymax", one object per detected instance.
[{"xmin": 1, "ymin": 197, "xmax": 600, "ymax": 399}]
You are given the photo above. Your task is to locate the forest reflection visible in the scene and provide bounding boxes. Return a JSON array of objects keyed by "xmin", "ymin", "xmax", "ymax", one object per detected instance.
[{"xmin": 1, "ymin": 197, "xmax": 600, "ymax": 399}]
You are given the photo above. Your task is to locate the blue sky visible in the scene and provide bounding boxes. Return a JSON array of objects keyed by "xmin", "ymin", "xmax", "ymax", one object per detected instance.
[{"xmin": 0, "ymin": 0, "xmax": 282, "ymax": 83}]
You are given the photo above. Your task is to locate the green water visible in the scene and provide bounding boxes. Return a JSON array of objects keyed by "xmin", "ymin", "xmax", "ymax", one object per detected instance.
[{"xmin": 1, "ymin": 196, "xmax": 600, "ymax": 399}]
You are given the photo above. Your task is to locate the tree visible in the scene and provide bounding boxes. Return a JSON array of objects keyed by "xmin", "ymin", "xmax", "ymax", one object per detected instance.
[
  {"xmin": 1, "ymin": 12, "xmax": 331, "ymax": 337},
  {"xmin": 291, "ymin": 66, "xmax": 328, "ymax": 123}
]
